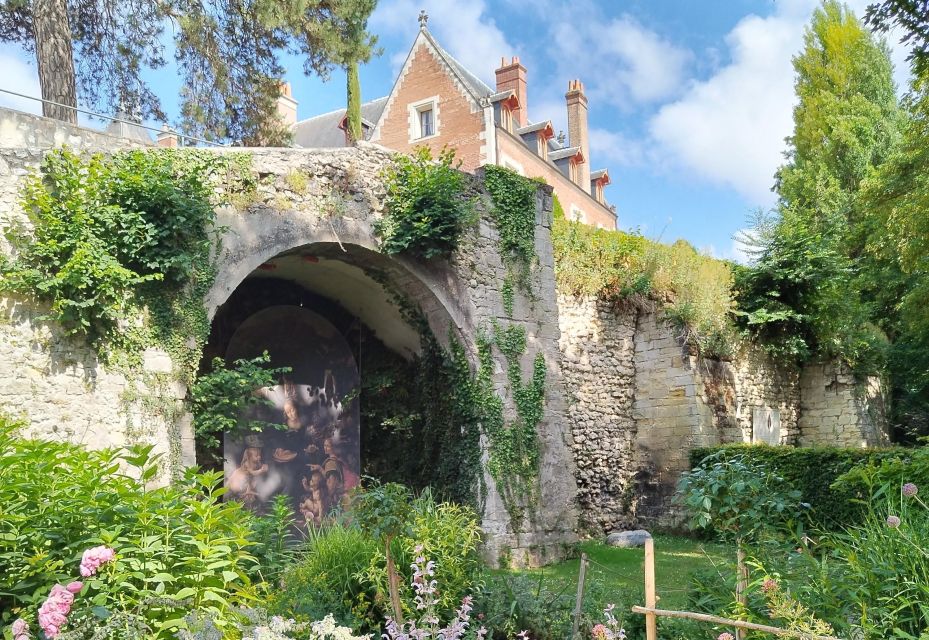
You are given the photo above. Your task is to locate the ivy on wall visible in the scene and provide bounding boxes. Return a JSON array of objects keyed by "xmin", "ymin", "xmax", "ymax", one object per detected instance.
[
  {"xmin": 482, "ymin": 165, "xmax": 539, "ymax": 292},
  {"xmin": 375, "ymin": 146, "xmax": 475, "ymax": 260},
  {"xmin": 0, "ymin": 147, "xmax": 255, "ymax": 384}
]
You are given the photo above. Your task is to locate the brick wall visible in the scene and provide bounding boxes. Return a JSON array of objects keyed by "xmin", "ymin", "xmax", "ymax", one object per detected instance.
[
  {"xmin": 496, "ymin": 130, "xmax": 616, "ymax": 229},
  {"xmin": 374, "ymin": 41, "xmax": 485, "ymax": 171}
]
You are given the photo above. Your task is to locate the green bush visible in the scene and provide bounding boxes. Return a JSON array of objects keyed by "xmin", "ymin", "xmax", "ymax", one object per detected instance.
[
  {"xmin": 271, "ymin": 489, "xmax": 482, "ymax": 632},
  {"xmin": 270, "ymin": 522, "xmax": 380, "ymax": 630},
  {"xmin": 376, "ymin": 146, "xmax": 473, "ymax": 259},
  {"xmin": 689, "ymin": 443, "xmax": 915, "ymax": 530},
  {"xmin": 0, "ymin": 418, "xmax": 262, "ymax": 637}
]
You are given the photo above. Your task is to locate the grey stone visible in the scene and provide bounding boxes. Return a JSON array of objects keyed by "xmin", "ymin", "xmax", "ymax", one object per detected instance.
[{"xmin": 606, "ymin": 530, "xmax": 652, "ymax": 547}]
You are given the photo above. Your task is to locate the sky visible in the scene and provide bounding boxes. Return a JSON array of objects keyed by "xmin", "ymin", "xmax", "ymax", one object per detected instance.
[{"xmin": 0, "ymin": 0, "xmax": 914, "ymax": 261}]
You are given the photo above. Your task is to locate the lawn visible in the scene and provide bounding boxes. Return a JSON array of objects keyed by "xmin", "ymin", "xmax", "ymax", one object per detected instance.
[{"xmin": 519, "ymin": 535, "xmax": 731, "ymax": 610}]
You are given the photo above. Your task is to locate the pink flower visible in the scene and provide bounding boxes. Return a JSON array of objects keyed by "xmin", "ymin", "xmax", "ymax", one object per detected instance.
[
  {"xmin": 887, "ymin": 515, "xmax": 902, "ymax": 528},
  {"xmin": 65, "ymin": 581, "xmax": 83, "ymax": 594},
  {"xmin": 79, "ymin": 545, "xmax": 116, "ymax": 577},
  {"xmin": 38, "ymin": 583, "xmax": 76, "ymax": 638},
  {"xmin": 11, "ymin": 618, "xmax": 30, "ymax": 640},
  {"xmin": 592, "ymin": 624, "xmax": 610, "ymax": 640},
  {"xmin": 762, "ymin": 578, "xmax": 779, "ymax": 594},
  {"xmin": 718, "ymin": 634, "xmax": 735, "ymax": 640},
  {"xmin": 903, "ymin": 482, "xmax": 918, "ymax": 498}
]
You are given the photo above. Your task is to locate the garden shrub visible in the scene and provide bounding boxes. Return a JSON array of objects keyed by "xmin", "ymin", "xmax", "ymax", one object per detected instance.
[
  {"xmin": 376, "ymin": 146, "xmax": 474, "ymax": 260},
  {"xmin": 0, "ymin": 420, "xmax": 262, "ymax": 637},
  {"xmin": 689, "ymin": 443, "xmax": 918, "ymax": 531},
  {"xmin": 271, "ymin": 489, "xmax": 482, "ymax": 632},
  {"xmin": 270, "ymin": 522, "xmax": 380, "ymax": 631}
]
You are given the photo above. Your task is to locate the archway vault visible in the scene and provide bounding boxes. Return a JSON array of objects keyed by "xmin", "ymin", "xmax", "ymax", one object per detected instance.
[{"xmin": 200, "ymin": 145, "xmax": 577, "ymax": 567}]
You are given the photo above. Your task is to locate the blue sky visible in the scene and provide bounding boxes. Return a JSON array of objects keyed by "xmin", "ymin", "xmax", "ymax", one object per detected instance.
[{"xmin": 0, "ymin": 0, "xmax": 912, "ymax": 260}]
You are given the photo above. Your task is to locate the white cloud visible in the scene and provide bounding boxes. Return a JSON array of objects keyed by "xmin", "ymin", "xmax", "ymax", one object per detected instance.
[
  {"xmin": 371, "ymin": 0, "xmax": 517, "ymax": 84},
  {"xmin": 0, "ymin": 50, "xmax": 41, "ymax": 115},
  {"xmin": 589, "ymin": 127, "xmax": 648, "ymax": 168},
  {"xmin": 648, "ymin": 0, "xmax": 914, "ymax": 205},
  {"xmin": 548, "ymin": 12, "xmax": 691, "ymax": 109}
]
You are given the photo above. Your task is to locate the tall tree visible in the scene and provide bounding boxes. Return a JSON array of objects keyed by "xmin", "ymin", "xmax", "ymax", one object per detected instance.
[
  {"xmin": 345, "ymin": 61, "xmax": 362, "ymax": 144},
  {"xmin": 0, "ymin": 0, "xmax": 378, "ymax": 144},
  {"xmin": 735, "ymin": 1, "xmax": 900, "ymax": 367}
]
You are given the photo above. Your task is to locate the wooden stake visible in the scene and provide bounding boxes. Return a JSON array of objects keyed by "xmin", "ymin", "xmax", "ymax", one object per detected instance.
[
  {"xmin": 644, "ymin": 537, "xmax": 658, "ymax": 640},
  {"xmin": 736, "ymin": 543, "xmax": 747, "ymax": 640},
  {"xmin": 571, "ymin": 553, "xmax": 589, "ymax": 640},
  {"xmin": 631, "ymin": 606, "xmax": 843, "ymax": 640}
]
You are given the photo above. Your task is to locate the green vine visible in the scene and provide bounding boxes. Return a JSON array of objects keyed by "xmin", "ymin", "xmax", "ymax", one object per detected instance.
[
  {"xmin": 482, "ymin": 165, "xmax": 539, "ymax": 280},
  {"xmin": 472, "ymin": 322, "xmax": 546, "ymax": 525},
  {"xmin": 501, "ymin": 275, "xmax": 515, "ymax": 317},
  {"xmin": 1, "ymin": 147, "xmax": 256, "ymax": 385}
]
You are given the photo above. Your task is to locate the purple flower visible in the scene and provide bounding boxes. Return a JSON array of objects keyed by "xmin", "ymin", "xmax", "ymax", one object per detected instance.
[
  {"xmin": 887, "ymin": 515, "xmax": 902, "ymax": 528},
  {"xmin": 903, "ymin": 482, "xmax": 918, "ymax": 498}
]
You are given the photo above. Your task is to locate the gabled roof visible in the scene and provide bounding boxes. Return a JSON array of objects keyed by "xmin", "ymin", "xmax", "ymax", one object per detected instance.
[
  {"xmin": 293, "ymin": 96, "xmax": 388, "ymax": 148},
  {"xmin": 517, "ymin": 121, "xmax": 554, "ymax": 137},
  {"xmin": 549, "ymin": 146, "xmax": 584, "ymax": 163},
  {"xmin": 424, "ymin": 29, "xmax": 494, "ymax": 101},
  {"xmin": 591, "ymin": 169, "xmax": 610, "ymax": 183}
]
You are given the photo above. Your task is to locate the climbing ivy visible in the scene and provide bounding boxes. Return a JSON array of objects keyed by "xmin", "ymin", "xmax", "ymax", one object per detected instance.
[
  {"xmin": 1, "ymin": 147, "xmax": 255, "ymax": 383},
  {"xmin": 472, "ymin": 322, "xmax": 546, "ymax": 524},
  {"xmin": 375, "ymin": 146, "xmax": 475, "ymax": 260},
  {"xmin": 482, "ymin": 165, "xmax": 539, "ymax": 272}
]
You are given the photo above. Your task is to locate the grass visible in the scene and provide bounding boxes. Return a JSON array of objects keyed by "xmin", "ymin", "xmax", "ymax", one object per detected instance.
[{"xmin": 516, "ymin": 535, "xmax": 731, "ymax": 610}]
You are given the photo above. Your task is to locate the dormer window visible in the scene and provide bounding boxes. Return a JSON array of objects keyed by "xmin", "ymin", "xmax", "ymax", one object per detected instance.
[{"xmin": 408, "ymin": 96, "xmax": 439, "ymax": 142}]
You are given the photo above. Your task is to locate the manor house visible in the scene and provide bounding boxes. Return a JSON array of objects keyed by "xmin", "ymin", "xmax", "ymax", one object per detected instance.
[{"xmin": 282, "ymin": 20, "xmax": 617, "ymax": 230}]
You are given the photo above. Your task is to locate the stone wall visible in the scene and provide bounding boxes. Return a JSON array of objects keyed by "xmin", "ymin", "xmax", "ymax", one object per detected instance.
[
  {"xmin": 0, "ymin": 107, "xmax": 577, "ymax": 566},
  {"xmin": 799, "ymin": 361, "xmax": 889, "ymax": 447},
  {"xmin": 558, "ymin": 296, "xmax": 637, "ymax": 534}
]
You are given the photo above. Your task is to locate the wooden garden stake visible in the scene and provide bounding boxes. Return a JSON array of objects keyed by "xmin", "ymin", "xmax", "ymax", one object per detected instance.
[
  {"xmin": 571, "ymin": 553, "xmax": 589, "ymax": 640},
  {"xmin": 645, "ymin": 537, "xmax": 658, "ymax": 640}
]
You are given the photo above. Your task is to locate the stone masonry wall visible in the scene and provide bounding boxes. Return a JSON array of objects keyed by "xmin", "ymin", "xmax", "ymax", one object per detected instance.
[
  {"xmin": 799, "ymin": 361, "xmax": 889, "ymax": 447},
  {"xmin": 558, "ymin": 296, "xmax": 637, "ymax": 534},
  {"xmin": 0, "ymin": 107, "xmax": 578, "ymax": 566}
]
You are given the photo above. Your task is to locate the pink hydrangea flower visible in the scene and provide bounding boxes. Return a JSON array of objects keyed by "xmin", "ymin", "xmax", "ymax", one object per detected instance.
[
  {"xmin": 79, "ymin": 546, "xmax": 115, "ymax": 577},
  {"xmin": 12, "ymin": 618, "xmax": 30, "ymax": 640},
  {"xmin": 718, "ymin": 633, "xmax": 735, "ymax": 640},
  {"xmin": 887, "ymin": 515, "xmax": 902, "ymax": 528},
  {"xmin": 903, "ymin": 482, "xmax": 918, "ymax": 498},
  {"xmin": 37, "ymin": 584, "xmax": 76, "ymax": 638}
]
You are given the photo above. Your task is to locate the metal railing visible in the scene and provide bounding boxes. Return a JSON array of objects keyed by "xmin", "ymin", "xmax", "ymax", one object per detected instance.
[{"xmin": 0, "ymin": 87, "xmax": 227, "ymax": 147}]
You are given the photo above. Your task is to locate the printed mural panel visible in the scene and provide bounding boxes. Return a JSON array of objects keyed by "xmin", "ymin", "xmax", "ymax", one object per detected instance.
[
  {"xmin": 752, "ymin": 406, "xmax": 781, "ymax": 445},
  {"xmin": 224, "ymin": 305, "xmax": 360, "ymax": 527}
]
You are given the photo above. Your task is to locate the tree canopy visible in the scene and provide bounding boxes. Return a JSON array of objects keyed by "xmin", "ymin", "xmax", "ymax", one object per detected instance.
[{"xmin": 0, "ymin": 0, "xmax": 378, "ymax": 144}]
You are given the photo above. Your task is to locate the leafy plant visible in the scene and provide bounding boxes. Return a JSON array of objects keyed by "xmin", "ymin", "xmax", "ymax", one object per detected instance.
[
  {"xmin": 376, "ymin": 146, "xmax": 473, "ymax": 259},
  {"xmin": 0, "ymin": 420, "xmax": 262, "ymax": 637},
  {"xmin": 189, "ymin": 352, "xmax": 291, "ymax": 452},
  {"xmin": 482, "ymin": 165, "xmax": 538, "ymax": 280},
  {"xmin": 677, "ymin": 450, "xmax": 805, "ymax": 616}
]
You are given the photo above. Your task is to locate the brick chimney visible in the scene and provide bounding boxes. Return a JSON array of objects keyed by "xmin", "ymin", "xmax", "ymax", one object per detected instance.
[
  {"xmin": 277, "ymin": 81, "xmax": 298, "ymax": 128},
  {"xmin": 495, "ymin": 56, "xmax": 527, "ymax": 127},
  {"xmin": 565, "ymin": 79, "xmax": 590, "ymax": 188},
  {"xmin": 156, "ymin": 124, "xmax": 178, "ymax": 148}
]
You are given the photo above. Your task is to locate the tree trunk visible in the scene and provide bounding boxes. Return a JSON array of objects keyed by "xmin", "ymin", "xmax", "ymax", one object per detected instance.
[
  {"xmin": 32, "ymin": 0, "xmax": 77, "ymax": 123},
  {"xmin": 386, "ymin": 536, "xmax": 404, "ymax": 623},
  {"xmin": 345, "ymin": 61, "xmax": 362, "ymax": 145}
]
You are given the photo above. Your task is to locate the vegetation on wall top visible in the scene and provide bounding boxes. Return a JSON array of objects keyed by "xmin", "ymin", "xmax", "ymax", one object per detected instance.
[
  {"xmin": 376, "ymin": 146, "xmax": 474, "ymax": 260},
  {"xmin": 0, "ymin": 147, "xmax": 254, "ymax": 381},
  {"xmin": 551, "ymin": 199, "xmax": 737, "ymax": 358}
]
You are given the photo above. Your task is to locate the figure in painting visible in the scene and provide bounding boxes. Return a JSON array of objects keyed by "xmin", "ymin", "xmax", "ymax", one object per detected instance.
[
  {"xmin": 228, "ymin": 446, "xmax": 269, "ymax": 509},
  {"xmin": 298, "ymin": 470, "xmax": 330, "ymax": 526}
]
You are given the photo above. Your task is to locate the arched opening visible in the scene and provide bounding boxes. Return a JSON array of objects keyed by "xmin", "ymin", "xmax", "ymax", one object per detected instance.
[{"xmin": 198, "ymin": 241, "xmax": 483, "ymax": 523}]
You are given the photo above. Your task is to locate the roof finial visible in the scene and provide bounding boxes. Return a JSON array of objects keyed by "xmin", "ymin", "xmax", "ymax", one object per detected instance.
[{"xmin": 418, "ymin": 9, "xmax": 429, "ymax": 29}]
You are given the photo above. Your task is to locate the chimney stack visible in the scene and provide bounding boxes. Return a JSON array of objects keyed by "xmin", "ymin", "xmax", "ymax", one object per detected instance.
[
  {"xmin": 565, "ymin": 79, "xmax": 589, "ymax": 188},
  {"xmin": 156, "ymin": 124, "xmax": 178, "ymax": 148},
  {"xmin": 277, "ymin": 81, "xmax": 298, "ymax": 128},
  {"xmin": 495, "ymin": 56, "xmax": 528, "ymax": 127}
]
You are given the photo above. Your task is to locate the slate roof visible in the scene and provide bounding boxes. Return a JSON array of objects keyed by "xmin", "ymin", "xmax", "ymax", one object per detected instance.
[
  {"xmin": 292, "ymin": 96, "xmax": 388, "ymax": 148},
  {"xmin": 549, "ymin": 146, "xmax": 582, "ymax": 161},
  {"xmin": 425, "ymin": 32, "xmax": 495, "ymax": 101}
]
